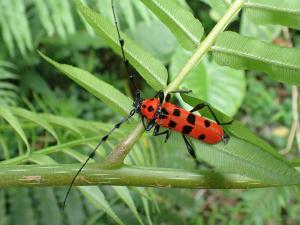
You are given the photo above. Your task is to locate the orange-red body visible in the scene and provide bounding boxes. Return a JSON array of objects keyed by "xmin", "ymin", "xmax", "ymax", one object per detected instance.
[{"xmin": 140, "ymin": 98, "xmax": 224, "ymax": 144}]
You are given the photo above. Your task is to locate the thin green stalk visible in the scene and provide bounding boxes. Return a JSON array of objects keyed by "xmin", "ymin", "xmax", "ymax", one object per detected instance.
[
  {"xmin": 105, "ymin": 123, "xmax": 144, "ymax": 166},
  {"xmin": 105, "ymin": 0, "xmax": 246, "ymax": 165},
  {"xmin": 0, "ymin": 122, "xmax": 36, "ymax": 130},
  {"xmin": 1, "ymin": 164, "xmax": 298, "ymax": 188},
  {"xmin": 166, "ymin": 0, "xmax": 245, "ymax": 93}
]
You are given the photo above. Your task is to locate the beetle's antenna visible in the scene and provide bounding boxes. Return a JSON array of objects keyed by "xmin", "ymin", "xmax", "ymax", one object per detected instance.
[
  {"xmin": 111, "ymin": 0, "xmax": 140, "ymax": 98},
  {"xmin": 62, "ymin": 0, "xmax": 144, "ymax": 209},
  {"xmin": 62, "ymin": 109, "xmax": 136, "ymax": 209}
]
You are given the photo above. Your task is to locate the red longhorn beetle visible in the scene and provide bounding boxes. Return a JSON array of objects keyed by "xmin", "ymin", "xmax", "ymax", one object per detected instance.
[{"xmin": 63, "ymin": 0, "xmax": 232, "ymax": 208}]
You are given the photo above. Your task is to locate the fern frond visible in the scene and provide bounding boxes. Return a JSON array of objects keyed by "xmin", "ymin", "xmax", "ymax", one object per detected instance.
[{"xmin": 0, "ymin": 62, "xmax": 19, "ymax": 106}]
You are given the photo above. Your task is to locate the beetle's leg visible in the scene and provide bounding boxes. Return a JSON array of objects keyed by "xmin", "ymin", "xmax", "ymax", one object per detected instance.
[
  {"xmin": 182, "ymin": 134, "xmax": 200, "ymax": 165},
  {"xmin": 165, "ymin": 90, "xmax": 192, "ymax": 102},
  {"xmin": 153, "ymin": 125, "xmax": 170, "ymax": 143},
  {"xmin": 190, "ymin": 103, "xmax": 232, "ymax": 125},
  {"xmin": 145, "ymin": 119, "xmax": 156, "ymax": 131}
]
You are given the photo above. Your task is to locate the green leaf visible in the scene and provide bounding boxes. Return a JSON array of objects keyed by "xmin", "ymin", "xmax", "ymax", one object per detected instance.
[
  {"xmin": 60, "ymin": 1, "xmax": 75, "ymax": 34},
  {"xmin": 132, "ymin": 0, "xmax": 153, "ymax": 23},
  {"xmin": 203, "ymin": 61, "xmax": 245, "ymax": 116},
  {"xmin": 133, "ymin": 21, "xmax": 177, "ymax": 64},
  {"xmin": 0, "ymin": 70, "xmax": 18, "ymax": 80},
  {"xmin": 113, "ymin": 186, "xmax": 145, "ymax": 225},
  {"xmin": 170, "ymin": 47, "xmax": 208, "ymax": 99},
  {"xmin": 0, "ymin": 190, "xmax": 8, "ymax": 225},
  {"xmin": 9, "ymin": 107, "xmax": 59, "ymax": 142},
  {"xmin": 40, "ymin": 113, "xmax": 82, "ymax": 137},
  {"xmin": 61, "ymin": 188, "xmax": 86, "ymax": 225},
  {"xmin": 0, "ymin": 1, "xmax": 32, "ymax": 56},
  {"xmin": 0, "ymin": 61, "xmax": 15, "ymax": 69},
  {"xmin": 79, "ymin": 187, "xmax": 126, "ymax": 225},
  {"xmin": 75, "ymin": 0, "xmax": 168, "ymax": 90},
  {"xmin": 245, "ymin": 0, "xmax": 300, "ymax": 30},
  {"xmin": 63, "ymin": 148, "xmax": 97, "ymax": 163},
  {"xmin": 0, "ymin": 107, "xmax": 30, "ymax": 152},
  {"xmin": 212, "ymin": 31, "xmax": 300, "ymax": 85},
  {"xmin": 226, "ymin": 121, "xmax": 284, "ymax": 161},
  {"xmin": 141, "ymin": 196, "xmax": 153, "ymax": 225},
  {"xmin": 119, "ymin": 0, "xmax": 136, "ymax": 30},
  {"xmin": 9, "ymin": 188, "xmax": 38, "ymax": 225},
  {"xmin": 0, "ymin": 82, "xmax": 18, "ymax": 91},
  {"xmin": 46, "ymin": 1, "xmax": 75, "ymax": 39},
  {"xmin": 0, "ymin": 4, "xmax": 15, "ymax": 56},
  {"xmin": 190, "ymin": 135, "xmax": 300, "ymax": 185},
  {"xmin": 33, "ymin": 188, "xmax": 63, "ymax": 225},
  {"xmin": 0, "ymin": 137, "xmax": 10, "ymax": 159},
  {"xmin": 0, "ymin": 90, "xmax": 18, "ymax": 101},
  {"xmin": 140, "ymin": 0, "xmax": 203, "ymax": 50},
  {"xmin": 33, "ymin": 151, "xmax": 125, "ymax": 225},
  {"xmin": 66, "ymin": 117, "xmax": 124, "ymax": 134},
  {"xmin": 240, "ymin": 11, "xmax": 281, "ymax": 43},
  {"xmin": 34, "ymin": 0, "xmax": 54, "ymax": 36},
  {"xmin": 170, "ymin": 47, "xmax": 245, "ymax": 117},
  {"xmin": 39, "ymin": 51, "xmax": 133, "ymax": 117},
  {"xmin": 29, "ymin": 154, "xmax": 57, "ymax": 164},
  {"xmin": 200, "ymin": 0, "xmax": 229, "ymax": 15}
]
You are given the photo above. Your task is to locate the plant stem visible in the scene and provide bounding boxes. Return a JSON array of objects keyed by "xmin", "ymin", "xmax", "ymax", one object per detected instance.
[
  {"xmin": 105, "ymin": 0, "xmax": 246, "ymax": 165},
  {"xmin": 1, "ymin": 164, "xmax": 298, "ymax": 188},
  {"xmin": 104, "ymin": 123, "xmax": 144, "ymax": 166},
  {"xmin": 166, "ymin": 0, "xmax": 245, "ymax": 93}
]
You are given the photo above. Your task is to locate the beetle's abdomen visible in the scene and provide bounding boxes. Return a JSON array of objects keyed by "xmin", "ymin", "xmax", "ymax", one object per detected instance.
[{"xmin": 156, "ymin": 102, "xmax": 224, "ymax": 144}]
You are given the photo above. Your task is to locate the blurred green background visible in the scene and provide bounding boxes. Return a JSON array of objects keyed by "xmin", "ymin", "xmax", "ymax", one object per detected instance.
[{"xmin": 0, "ymin": 0, "xmax": 299, "ymax": 224}]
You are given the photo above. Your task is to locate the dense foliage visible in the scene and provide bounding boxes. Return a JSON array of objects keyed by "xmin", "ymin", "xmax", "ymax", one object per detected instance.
[{"xmin": 0, "ymin": 0, "xmax": 300, "ymax": 224}]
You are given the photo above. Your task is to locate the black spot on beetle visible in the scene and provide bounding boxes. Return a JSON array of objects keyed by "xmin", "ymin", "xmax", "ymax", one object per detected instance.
[
  {"xmin": 142, "ymin": 105, "xmax": 146, "ymax": 108},
  {"xmin": 161, "ymin": 108, "xmax": 169, "ymax": 115},
  {"xmin": 182, "ymin": 125, "xmax": 193, "ymax": 134},
  {"xmin": 148, "ymin": 106, "xmax": 154, "ymax": 112},
  {"xmin": 173, "ymin": 109, "xmax": 181, "ymax": 116},
  {"xmin": 159, "ymin": 108, "xmax": 169, "ymax": 119},
  {"xmin": 204, "ymin": 120, "xmax": 211, "ymax": 127},
  {"xmin": 198, "ymin": 134, "xmax": 206, "ymax": 140},
  {"xmin": 187, "ymin": 114, "xmax": 196, "ymax": 125},
  {"xmin": 168, "ymin": 120, "xmax": 177, "ymax": 128},
  {"xmin": 159, "ymin": 115, "xmax": 168, "ymax": 119},
  {"xmin": 150, "ymin": 98, "xmax": 154, "ymax": 101}
]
